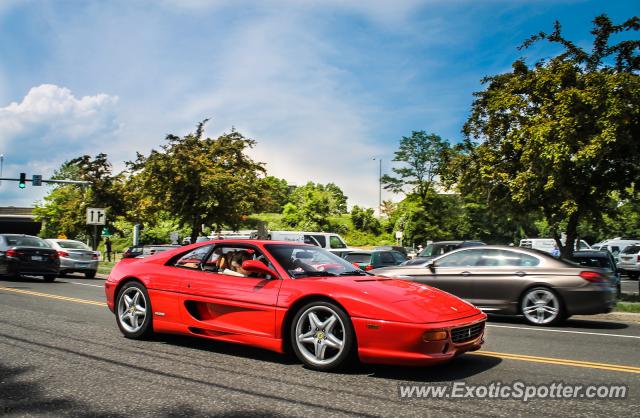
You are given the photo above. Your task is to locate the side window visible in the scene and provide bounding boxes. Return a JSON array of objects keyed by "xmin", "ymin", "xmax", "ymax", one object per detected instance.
[
  {"xmin": 304, "ymin": 235, "xmax": 321, "ymax": 246},
  {"xmin": 611, "ymin": 246, "xmax": 620, "ymax": 256},
  {"xmin": 329, "ymin": 235, "xmax": 346, "ymax": 249},
  {"xmin": 437, "ymin": 250, "xmax": 483, "ymax": 267},
  {"xmin": 208, "ymin": 246, "xmax": 273, "ymax": 278},
  {"xmin": 173, "ymin": 245, "xmax": 213, "ymax": 270},
  {"xmin": 313, "ymin": 235, "xmax": 327, "ymax": 247},
  {"xmin": 498, "ymin": 250, "xmax": 540, "ymax": 267},
  {"xmin": 391, "ymin": 251, "xmax": 406, "ymax": 263},
  {"xmin": 379, "ymin": 252, "xmax": 395, "ymax": 264}
]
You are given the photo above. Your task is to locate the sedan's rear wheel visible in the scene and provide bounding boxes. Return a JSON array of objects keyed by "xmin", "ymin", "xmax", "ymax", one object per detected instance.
[
  {"xmin": 521, "ymin": 287, "xmax": 564, "ymax": 326},
  {"xmin": 291, "ymin": 301, "xmax": 355, "ymax": 371},
  {"xmin": 116, "ymin": 282, "xmax": 153, "ymax": 339}
]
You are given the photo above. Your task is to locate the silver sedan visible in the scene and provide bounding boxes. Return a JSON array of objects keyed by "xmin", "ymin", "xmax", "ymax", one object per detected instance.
[{"xmin": 45, "ymin": 239, "xmax": 100, "ymax": 279}]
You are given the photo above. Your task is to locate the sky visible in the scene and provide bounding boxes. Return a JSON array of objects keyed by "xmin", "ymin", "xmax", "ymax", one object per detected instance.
[{"xmin": 0, "ymin": 0, "xmax": 636, "ymax": 210}]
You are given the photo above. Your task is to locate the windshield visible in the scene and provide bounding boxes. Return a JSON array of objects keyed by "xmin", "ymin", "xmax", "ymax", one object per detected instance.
[
  {"xmin": 265, "ymin": 244, "xmax": 368, "ymax": 277},
  {"xmin": 4, "ymin": 235, "xmax": 50, "ymax": 248},
  {"xmin": 344, "ymin": 253, "xmax": 372, "ymax": 264},
  {"xmin": 57, "ymin": 240, "xmax": 91, "ymax": 250},
  {"xmin": 419, "ymin": 243, "xmax": 458, "ymax": 257}
]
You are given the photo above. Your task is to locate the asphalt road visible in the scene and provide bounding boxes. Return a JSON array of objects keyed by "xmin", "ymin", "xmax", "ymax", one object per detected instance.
[{"xmin": 1, "ymin": 273, "xmax": 639, "ymax": 417}]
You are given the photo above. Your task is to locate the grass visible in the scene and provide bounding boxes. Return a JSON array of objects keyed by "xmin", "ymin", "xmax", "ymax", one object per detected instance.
[{"xmin": 614, "ymin": 302, "xmax": 640, "ymax": 313}]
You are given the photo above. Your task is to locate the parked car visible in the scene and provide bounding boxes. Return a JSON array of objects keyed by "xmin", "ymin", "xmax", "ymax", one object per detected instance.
[
  {"xmin": 403, "ymin": 241, "xmax": 485, "ymax": 266},
  {"xmin": 255, "ymin": 230, "xmax": 350, "ymax": 255},
  {"xmin": 343, "ymin": 249, "xmax": 407, "ymax": 271},
  {"xmin": 373, "ymin": 245, "xmax": 408, "ymax": 257},
  {"xmin": 617, "ymin": 244, "xmax": 640, "ymax": 279},
  {"xmin": 45, "ymin": 239, "xmax": 100, "ymax": 279},
  {"xmin": 566, "ymin": 250, "xmax": 621, "ymax": 296},
  {"xmin": 519, "ymin": 238, "xmax": 591, "ymax": 254},
  {"xmin": 373, "ymin": 245, "xmax": 616, "ymax": 326},
  {"xmin": 141, "ymin": 244, "xmax": 181, "ymax": 257},
  {"xmin": 105, "ymin": 241, "xmax": 486, "ymax": 371},
  {"xmin": 591, "ymin": 239, "xmax": 640, "ymax": 263},
  {"xmin": 0, "ymin": 234, "xmax": 59, "ymax": 281},
  {"xmin": 122, "ymin": 245, "xmax": 144, "ymax": 259}
]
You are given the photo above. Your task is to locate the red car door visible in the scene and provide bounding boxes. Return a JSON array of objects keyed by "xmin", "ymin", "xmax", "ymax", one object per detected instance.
[{"xmin": 178, "ymin": 246, "xmax": 282, "ymax": 338}]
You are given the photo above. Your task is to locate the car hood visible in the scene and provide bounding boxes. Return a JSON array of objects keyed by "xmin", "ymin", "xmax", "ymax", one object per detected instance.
[{"xmin": 308, "ymin": 275, "xmax": 479, "ymax": 323}]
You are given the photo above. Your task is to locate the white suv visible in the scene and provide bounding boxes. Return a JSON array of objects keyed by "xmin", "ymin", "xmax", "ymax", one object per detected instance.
[{"xmin": 617, "ymin": 244, "xmax": 640, "ymax": 279}]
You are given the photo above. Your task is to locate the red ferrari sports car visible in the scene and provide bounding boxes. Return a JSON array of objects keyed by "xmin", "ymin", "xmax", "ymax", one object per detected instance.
[{"xmin": 104, "ymin": 240, "xmax": 486, "ymax": 371}]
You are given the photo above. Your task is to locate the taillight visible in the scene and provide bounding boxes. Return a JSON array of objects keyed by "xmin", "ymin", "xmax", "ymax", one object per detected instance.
[
  {"xmin": 637, "ymin": 255, "xmax": 640, "ymax": 263},
  {"xmin": 579, "ymin": 271, "xmax": 605, "ymax": 283},
  {"xmin": 6, "ymin": 249, "xmax": 18, "ymax": 257},
  {"xmin": 365, "ymin": 265, "xmax": 374, "ymax": 271},
  {"xmin": 50, "ymin": 252, "xmax": 59, "ymax": 260},
  {"xmin": 352, "ymin": 262, "xmax": 360, "ymax": 268},
  {"xmin": 92, "ymin": 253, "xmax": 99, "ymax": 260},
  {"xmin": 57, "ymin": 251, "xmax": 69, "ymax": 257}
]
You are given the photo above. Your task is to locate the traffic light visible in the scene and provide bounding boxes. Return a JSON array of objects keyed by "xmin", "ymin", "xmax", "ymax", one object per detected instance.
[{"xmin": 18, "ymin": 173, "xmax": 26, "ymax": 189}]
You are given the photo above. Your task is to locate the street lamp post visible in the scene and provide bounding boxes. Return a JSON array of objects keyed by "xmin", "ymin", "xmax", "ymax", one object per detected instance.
[{"xmin": 373, "ymin": 157, "xmax": 382, "ymax": 216}]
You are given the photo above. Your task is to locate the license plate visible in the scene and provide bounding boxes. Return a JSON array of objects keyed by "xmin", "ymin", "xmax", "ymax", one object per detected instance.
[
  {"xmin": 31, "ymin": 255, "xmax": 44, "ymax": 261},
  {"xmin": 76, "ymin": 262, "xmax": 89, "ymax": 268}
]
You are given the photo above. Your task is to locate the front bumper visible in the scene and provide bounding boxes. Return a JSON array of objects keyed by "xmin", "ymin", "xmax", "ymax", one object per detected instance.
[{"xmin": 353, "ymin": 312, "xmax": 486, "ymax": 366}]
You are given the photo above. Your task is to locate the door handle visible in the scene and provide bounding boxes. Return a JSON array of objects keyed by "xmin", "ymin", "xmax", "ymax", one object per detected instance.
[
  {"xmin": 515, "ymin": 271, "xmax": 526, "ymax": 277},
  {"xmin": 461, "ymin": 271, "xmax": 471, "ymax": 277}
]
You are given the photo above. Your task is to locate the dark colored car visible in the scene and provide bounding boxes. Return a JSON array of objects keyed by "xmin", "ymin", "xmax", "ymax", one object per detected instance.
[
  {"xmin": 122, "ymin": 246, "xmax": 144, "ymax": 259},
  {"xmin": 343, "ymin": 250, "xmax": 407, "ymax": 271},
  {"xmin": 567, "ymin": 250, "xmax": 621, "ymax": 296},
  {"xmin": 373, "ymin": 245, "xmax": 616, "ymax": 326},
  {"xmin": 373, "ymin": 246, "xmax": 408, "ymax": 257},
  {"xmin": 403, "ymin": 241, "xmax": 486, "ymax": 266},
  {"xmin": 0, "ymin": 234, "xmax": 60, "ymax": 282}
]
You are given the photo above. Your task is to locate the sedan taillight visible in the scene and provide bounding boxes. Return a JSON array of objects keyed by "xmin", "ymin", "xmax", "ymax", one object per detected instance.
[
  {"xmin": 57, "ymin": 251, "xmax": 69, "ymax": 257},
  {"xmin": 50, "ymin": 252, "xmax": 60, "ymax": 260},
  {"xmin": 579, "ymin": 271, "xmax": 605, "ymax": 283},
  {"xmin": 6, "ymin": 249, "xmax": 18, "ymax": 257},
  {"xmin": 92, "ymin": 252, "xmax": 99, "ymax": 260},
  {"xmin": 637, "ymin": 255, "xmax": 640, "ymax": 263},
  {"xmin": 365, "ymin": 265, "xmax": 374, "ymax": 271}
]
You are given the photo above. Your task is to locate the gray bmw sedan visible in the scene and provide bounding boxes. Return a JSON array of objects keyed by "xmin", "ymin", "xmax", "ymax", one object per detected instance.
[{"xmin": 372, "ymin": 245, "xmax": 616, "ymax": 326}]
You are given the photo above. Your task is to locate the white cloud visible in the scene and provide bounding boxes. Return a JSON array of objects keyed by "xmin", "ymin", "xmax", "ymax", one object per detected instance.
[{"xmin": 0, "ymin": 84, "xmax": 119, "ymax": 206}]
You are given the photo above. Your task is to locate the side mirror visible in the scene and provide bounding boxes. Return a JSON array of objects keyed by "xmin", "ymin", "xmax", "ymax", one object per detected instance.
[
  {"xmin": 425, "ymin": 259, "xmax": 436, "ymax": 271},
  {"xmin": 242, "ymin": 260, "xmax": 279, "ymax": 279}
]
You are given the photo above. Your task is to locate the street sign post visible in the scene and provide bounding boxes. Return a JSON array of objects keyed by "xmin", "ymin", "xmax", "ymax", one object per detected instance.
[
  {"xmin": 86, "ymin": 208, "xmax": 106, "ymax": 225},
  {"xmin": 32, "ymin": 175, "xmax": 42, "ymax": 186},
  {"xmin": 86, "ymin": 208, "xmax": 107, "ymax": 251}
]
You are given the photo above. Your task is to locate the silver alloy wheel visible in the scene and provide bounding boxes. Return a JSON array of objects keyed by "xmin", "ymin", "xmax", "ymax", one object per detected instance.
[
  {"xmin": 117, "ymin": 287, "xmax": 147, "ymax": 333},
  {"xmin": 295, "ymin": 305, "xmax": 346, "ymax": 366},
  {"xmin": 522, "ymin": 288, "xmax": 559, "ymax": 324}
]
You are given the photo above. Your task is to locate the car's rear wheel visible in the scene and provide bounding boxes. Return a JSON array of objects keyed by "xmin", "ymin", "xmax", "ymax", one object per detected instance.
[
  {"xmin": 59, "ymin": 271, "xmax": 67, "ymax": 278},
  {"xmin": 85, "ymin": 270, "xmax": 97, "ymax": 279},
  {"xmin": 290, "ymin": 301, "xmax": 355, "ymax": 371},
  {"xmin": 521, "ymin": 287, "xmax": 564, "ymax": 326},
  {"xmin": 116, "ymin": 281, "xmax": 153, "ymax": 339},
  {"xmin": 43, "ymin": 275, "xmax": 56, "ymax": 282}
]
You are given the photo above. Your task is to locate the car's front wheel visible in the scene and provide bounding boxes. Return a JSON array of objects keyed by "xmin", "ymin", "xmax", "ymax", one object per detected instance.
[
  {"xmin": 85, "ymin": 270, "xmax": 97, "ymax": 279},
  {"xmin": 290, "ymin": 301, "xmax": 355, "ymax": 371},
  {"xmin": 43, "ymin": 275, "xmax": 56, "ymax": 282},
  {"xmin": 116, "ymin": 281, "xmax": 153, "ymax": 339},
  {"xmin": 521, "ymin": 287, "xmax": 565, "ymax": 326}
]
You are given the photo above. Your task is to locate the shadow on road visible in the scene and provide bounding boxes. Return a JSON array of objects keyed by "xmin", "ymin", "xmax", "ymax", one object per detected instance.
[
  {"xmin": 0, "ymin": 362, "xmax": 115, "ymax": 417},
  {"xmin": 486, "ymin": 314, "xmax": 629, "ymax": 330}
]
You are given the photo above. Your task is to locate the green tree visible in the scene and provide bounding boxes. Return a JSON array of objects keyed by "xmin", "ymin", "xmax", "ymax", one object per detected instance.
[
  {"xmin": 461, "ymin": 15, "xmax": 640, "ymax": 256},
  {"xmin": 350, "ymin": 205, "xmax": 381, "ymax": 234},
  {"xmin": 127, "ymin": 121, "xmax": 266, "ymax": 243},
  {"xmin": 256, "ymin": 176, "xmax": 291, "ymax": 213},
  {"xmin": 381, "ymin": 131, "xmax": 451, "ymax": 204},
  {"xmin": 34, "ymin": 154, "xmax": 125, "ymax": 241}
]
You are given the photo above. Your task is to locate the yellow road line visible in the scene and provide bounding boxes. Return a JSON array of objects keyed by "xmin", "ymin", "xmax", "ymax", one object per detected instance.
[
  {"xmin": 471, "ymin": 350, "xmax": 640, "ymax": 374},
  {"xmin": 0, "ymin": 286, "xmax": 107, "ymax": 307},
  {"xmin": 2, "ymin": 285, "xmax": 639, "ymax": 374}
]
